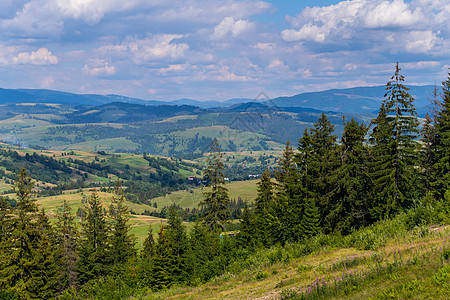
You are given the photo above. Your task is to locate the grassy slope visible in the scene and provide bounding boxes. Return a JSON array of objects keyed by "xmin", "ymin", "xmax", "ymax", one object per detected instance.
[
  {"xmin": 143, "ymin": 224, "xmax": 450, "ymax": 299},
  {"xmin": 151, "ymin": 179, "xmax": 259, "ymax": 209}
]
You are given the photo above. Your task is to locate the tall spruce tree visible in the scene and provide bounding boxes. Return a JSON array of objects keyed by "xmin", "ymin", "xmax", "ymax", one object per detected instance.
[
  {"xmin": 109, "ymin": 179, "xmax": 136, "ymax": 266},
  {"xmin": 0, "ymin": 168, "xmax": 57, "ymax": 298},
  {"xmin": 433, "ymin": 69, "xmax": 450, "ymax": 198},
  {"xmin": 327, "ymin": 118, "xmax": 370, "ymax": 233},
  {"xmin": 252, "ymin": 169, "xmax": 275, "ymax": 246},
  {"xmin": 199, "ymin": 138, "xmax": 230, "ymax": 231},
  {"xmin": 309, "ymin": 113, "xmax": 338, "ymax": 231},
  {"xmin": 54, "ymin": 200, "xmax": 79, "ymax": 291},
  {"xmin": 165, "ymin": 207, "xmax": 189, "ymax": 284},
  {"xmin": 272, "ymin": 141, "xmax": 300, "ymax": 244},
  {"xmin": 151, "ymin": 226, "xmax": 172, "ymax": 290},
  {"xmin": 420, "ymin": 113, "xmax": 438, "ymax": 193},
  {"xmin": 77, "ymin": 191, "xmax": 111, "ymax": 285},
  {"xmin": 369, "ymin": 63, "xmax": 420, "ymax": 218}
]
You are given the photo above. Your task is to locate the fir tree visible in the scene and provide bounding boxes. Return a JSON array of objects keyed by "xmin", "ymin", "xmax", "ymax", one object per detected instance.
[
  {"xmin": 77, "ymin": 191, "xmax": 111, "ymax": 285},
  {"xmin": 239, "ymin": 203, "xmax": 255, "ymax": 246},
  {"xmin": 272, "ymin": 141, "xmax": 300, "ymax": 244},
  {"xmin": 309, "ymin": 113, "xmax": 338, "ymax": 231},
  {"xmin": 151, "ymin": 226, "xmax": 172, "ymax": 290},
  {"xmin": 420, "ymin": 113, "xmax": 438, "ymax": 193},
  {"xmin": 433, "ymin": 69, "xmax": 450, "ymax": 198},
  {"xmin": 141, "ymin": 226, "xmax": 155, "ymax": 260},
  {"xmin": 27, "ymin": 209, "xmax": 58, "ymax": 299},
  {"xmin": 369, "ymin": 63, "xmax": 420, "ymax": 218},
  {"xmin": 298, "ymin": 197, "xmax": 320, "ymax": 239},
  {"xmin": 327, "ymin": 118, "xmax": 371, "ymax": 233},
  {"xmin": 199, "ymin": 139, "xmax": 230, "ymax": 231},
  {"xmin": 252, "ymin": 169, "xmax": 275, "ymax": 246},
  {"xmin": 138, "ymin": 225, "xmax": 155, "ymax": 286},
  {"xmin": 54, "ymin": 200, "xmax": 79, "ymax": 291},
  {"xmin": 109, "ymin": 179, "xmax": 136, "ymax": 266},
  {"xmin": 0, "ymin": 168, "xmax": 57, "ymax": 298},
  {"xmin": 165, "ymin": 207, "xmax": 189, "ymax": 284}
]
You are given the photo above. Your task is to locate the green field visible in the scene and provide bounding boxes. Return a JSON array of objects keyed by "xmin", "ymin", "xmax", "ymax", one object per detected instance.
[{"xmin": 152, "ymin": 179, "xmax": 259, "ymax": 209}]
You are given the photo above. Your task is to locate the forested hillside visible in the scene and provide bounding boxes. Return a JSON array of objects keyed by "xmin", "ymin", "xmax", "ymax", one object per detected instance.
[{"xmin": 0, "ymin": 66, "xmax": 450, "ymax": 299}]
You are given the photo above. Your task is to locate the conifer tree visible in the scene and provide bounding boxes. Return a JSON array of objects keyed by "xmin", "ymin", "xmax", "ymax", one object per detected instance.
[
  {"xmin": 309, "ymin": 113, "xmax": 338, "ymax": 230},
  {"xmin": 272, "ymin": 141, "xmax": 300, "ymax": 244},
  {"xmin": 298, "ymin": 197, "xmax": 320, "ymax": 239},
  {"xmin": 141, "ymin": 226, "xmax": 155, "ymax": 260},
  {"xmin": 0, "ymin": 168, "xmax": 57, "ymax": 298},
  {"xmin": 369, "ymin": 63, "xmax": 420, "ymax": 218},
  {"xmin": 27, "ymin": 209, "xmax": 58, "ymax": 299},
  {"xmin": 151, "ymin": 226, "xmax": 172, "ymax": 290},
  {"xmin": 252, "ymin": 169, "xmax": 275, "ymax": 246},
  {"xmin": 109, "ymin": 179, "xmax": 136, "ymax": 266},
  {"xmin": 199, "ymin": 138, "xmax": 230, "ymax": 231},
  {"xmin": 433, "ymin": 69, "xmax": 450, "ymax": 198},
  {"xmin": 165, "ymin": 207, "xmax": 189, "ymax": 284},
  {"xmin": 0, "ymin": 197, "xmax": 12, "ymax": 246},
  {"xmin": 420, "ymin": 113, "xmax": 438, "ymax": 193},
  {"xmin": 239, "ymin": 204, "xmax": 255, "ymax": 246},
  {"xmin": 327, "ymin": 118, "xmax": 370, "ymax": 233},
  {"xmin": 77, "ymin": 191, "xmax": 111, "ymax": 285},
  {"xmin": 138, "ymin": 225, "xmax": 155, "ymax": 286},
  {"xmin": 54, "ymin": 200, "xmax": 79, "ymax": 291}
]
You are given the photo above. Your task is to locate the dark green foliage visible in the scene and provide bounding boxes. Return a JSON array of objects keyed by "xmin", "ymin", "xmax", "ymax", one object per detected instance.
[
  {"xmin": 420, "ymin": 113, "xmax": 438, "ymax": 193},
  {"xmin": 326, "ymin": 118, "xmax": 371, "ymax": 233},
  {"xmin": 0, "ymin": 168, "xmax": 58, "ymax": 298},
  {"xmin": 77, "ymin": 191, "xmax": 111, "ymax": 285},
  {"xmin": 298, "ymin": 197, "xmax": 320, "ymax": 239},
  {"xmin": 252, "ymin": 170, "xmax": 275, "ymax": 246},
  {"xmin": 151, "ymin": 226, "xmax": 172, "ymax": 290},
  {"xmin": 369, "ymin": 63, "xmax": 420, "ymax": 218},
  {"xmin": 272, "ymin": 141, "xmax": 301, "ymax": 244},
  {"xmin": 54, "ymin": 200, "xmax": 79, "ymax": 291},
  {"xmin": 164, "ymin": 207, "xmax": 190, "ymax": 284},
  {"xmin": 433, "ymin": 69, "xmax": 450, "ymax": 198},
  {"xmin": 109, "ymin": 179, "xmax": 136, "ymax": 266},
  {"xmin": 199, "ymin": 139, "xmax": 231, "ymax": 231},
  {"xmin": 138, "ymin": 225, "xmax": 155, "ymax": 286}
]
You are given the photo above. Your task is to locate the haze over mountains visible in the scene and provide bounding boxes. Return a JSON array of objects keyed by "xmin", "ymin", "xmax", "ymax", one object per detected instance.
[{"xmin": 0, "ymin": 85, "xmax": 435, "ymax": 115}]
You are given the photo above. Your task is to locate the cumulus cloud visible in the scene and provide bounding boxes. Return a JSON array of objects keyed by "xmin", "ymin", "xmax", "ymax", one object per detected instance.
[
  {"xmin": 282, "ymin": 0, "xmax": 431, "ymax": 44},
  {"xmin": 128, "ymin": 34, "xmax": 189, "ymax": 64},
  {"xmin": 211, "ymin": 17, "xmax": 255, "ymax": 40},
  {"xmin": 12, "ymin": 48, "xmax": 58, "ymax": 65},
  {"xmin": 82, "ymin": 59, "xmax": 116, "ymax": 76}
]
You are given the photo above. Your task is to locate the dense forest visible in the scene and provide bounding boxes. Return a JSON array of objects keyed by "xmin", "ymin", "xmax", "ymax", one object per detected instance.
[{"xmin": 1, "ymin": 65, "xmax": 450, "ymax": 299}]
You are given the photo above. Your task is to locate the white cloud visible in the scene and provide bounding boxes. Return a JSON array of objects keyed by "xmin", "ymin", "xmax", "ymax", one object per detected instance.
[
  {"xmin": 1, "ymin": 0, "xmax": 63, "ymax": 39},
  {"xmin": 282, "ymin": 0, "xmax": 430, "ymax": 44},
  {"xmin": 12, "ymin": 48, "xmax": 58, "ymax": 65},
  {"xmin": 56, "ymin": 0, "xmax": 158, "ymax": 25},
  {"xmin": 363, "ymin": 0, "xmax": 423, "ymax": 28},
  {"xmin": 158, "ymin": 64, "xmax": 188, "ymax": 75},
  {"xmin": 211, "ymin": 17, "xmax": 255, "ymax": 40},
  {"xmin": 82, "ymin": 59, "xmax": 116, "ymax": 76},
  {"xmin": 128, "ymin": 34, "xmax": 189, "ymax": 64},
  {"xmin": 404, "ymin": 31, "xmax": 439, "ymax": 53}
]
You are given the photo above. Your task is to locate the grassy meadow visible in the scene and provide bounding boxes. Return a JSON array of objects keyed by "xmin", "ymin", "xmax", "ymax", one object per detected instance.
[
  {"xmin": 151, "ymin": 179, "xmax": 259, "ymax": 209},
  {"xmin": 142, "ymin": 218, "xmax": 450, "ymax": 299}
]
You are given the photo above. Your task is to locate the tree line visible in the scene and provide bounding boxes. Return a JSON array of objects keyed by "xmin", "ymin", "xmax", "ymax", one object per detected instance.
[
  {"xmin": 0, "ymin": 64, "xmax": 450, "ymax": 298},
  {"xmin": 240, "ymin": 64, "xmax": 450, "ymax": 246}
]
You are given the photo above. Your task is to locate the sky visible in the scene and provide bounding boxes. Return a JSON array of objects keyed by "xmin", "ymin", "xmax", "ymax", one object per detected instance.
[{"xmin": 0, "ymin": 0, "xmax": 449, "ymax": 101}]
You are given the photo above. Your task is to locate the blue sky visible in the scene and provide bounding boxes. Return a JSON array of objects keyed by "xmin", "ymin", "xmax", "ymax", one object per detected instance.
[{"xmin": 0, "ymin": 0, "xmax": 448, "ymax": 101}]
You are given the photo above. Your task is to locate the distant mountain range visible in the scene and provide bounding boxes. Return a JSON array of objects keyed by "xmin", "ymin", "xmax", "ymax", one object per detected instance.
[{"xmin": 0, "ymin": 85, "xmax": 436, "ymax": 115}]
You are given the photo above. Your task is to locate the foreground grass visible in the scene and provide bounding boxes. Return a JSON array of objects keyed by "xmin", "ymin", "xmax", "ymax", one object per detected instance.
[{"xmin": 142, "ymin": 223, "xmax": 450, "ymax": 299}]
